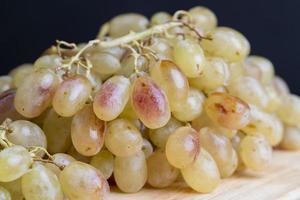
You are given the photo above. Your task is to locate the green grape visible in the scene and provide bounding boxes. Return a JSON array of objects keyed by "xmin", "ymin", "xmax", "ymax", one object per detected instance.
[
  {"xmin": 189, "ymin": 57, "xmax": 230, "ymax": 92},
  {"xmin": 150, "ymin": 60, "xmax": 189, "ymax": 111},
  {"xmin": 277, "ymin": 94, "xmax": 300, "ymax": 125},
  {"xmin": 52, "ymin": 75, "xmax": 92, "ymax": 117},
  {"xmin": 173, "ymin": 38, "xmax": 206, "ymax": 78},
  {"xmin": 0, "ymin": 186, "xmax": 11, "ymax": 200},
  {"xmin": 0, "ymin": 145, "xmax": 32, "ymax": 182},
  {"xmin": 172, "ymin": 87, "xmax": 205, "ymax": 122},
  {"xmin": 272, "ymin": 76, "xmax": 290, "ymax": 97},
  {"xmin": 34, "ymin": 55, "xmax": 62, "ymax": 70},
  {"xmin": 165, "ymin": 126, "xmax": 200, "ymax": 169},
  {"xmin": 90, "ymin": 150, "xmax": 114, "ymax": 179},
  {"xmin": 149, "ymin": 117, "xmax": 182, "ymax": 148},
  {"xmin": 60, "ymin": 161, "xmax": 109, "ymax": 200},
  {"xmin": 14, "ymin": 69, "xmax": 59, "ymax": 118},
  {"xmin": 89, "ymin": 52, "xmax": 121, "ymax": 75},
  {"xmin": 201, "ymin": 27, "xmax": 250, "ymax": 62},
  {"xmin": 117, "ymin": 53, "xmax": 148, "ymax": 77},
  {"xmin": 150, "ymin": 12, "xmax": 171, "ymax": 25},
  {"xmin": 71, "ymin": 105, "xmax": 106, "ymax": 156},
  {"xmin": 0, "ymin": 179, "xmax": 23, "ymax": 200},
  {"xmin": 45, "ymin": 153, "xmax": 76, "ymax": 177},
  {"xmin": 7, "ymin": 120, "xmax": 47, "ymax": 151},
  {"xmin": 238, "ymin": 135, "xmax": 272, "ymax": 171},
  {"xmin": 0, "ymin": 90, "xmax": 25, "ymax": 123},
  {"xmin": 189, "ymin": 6, "xmax": 217, "ymax": 33},
  {"xmin": 43, "ymin": 108, "xmax": 72, "ymax": 154},
  {"xmin": 199, "ymin": 127, "xmax": 238, "ymax": 178},
  {"xmin": 9, "ymin": 64, "xmax": 34, "ymax": 88},
  {"xmin": 181, "ymin": 148, "xmax": 220, "ymax": 193},
  {"xmin": 67, "ymin": 146, "xmax": 91, "ymax": 163},
  {"xmin": 231, "ymin": 132, "xmax": 246, "ymax": 171},
  {"xmin": 119, "ymin": 101, "xmax": 138, "ymax": 120},
  {"xmin": 147, "ymin": 149, "xmax": 179, "ymax": 188},
  {"xmin": 280, "ymin": 126, "xmax": 300, "ymax": 150},
  {"xmin": 242, "ymin": 105, "xmax": 283, "ymax": 146},
  {"xmin": 21, "ymin": 164, "xmax": 64, "ymax": 200},
  {"xmin": 105, "ymin": 119, "xmax": 143, "ymax": 157},
  {"xmin": 109, "ymin": 13, "xmax": 149, "ymax": 37},
  {"xmin": 131, "ymin": 76, "xmax": 171, "ymax": 129},
  {"xmin": 114, "ymin": 151, "xmax": 147, "ymax": 193},
  {"xmin": 264, "ymin": 84, "xmax": 282, "ymax": 112},
  {"xmin": 227, "ymin": 76, "xmax": 269, "ymax": 109},
  {"xmin": 31, "ymin": 108, "xmax": 50, "ymax": 128},
  {"xmin": 204, "ymin": 92, "xmax": 250, "ymax": 130},
  {"xmin": 93, "ymin": 76, "xmax": 130, "ymax": 121},
  {"xmin": 227, "ymin": 61, "xmax": 245, "ymax": 84},
  {"xmin": 87, "ymin": 41, "xmax": 125, "ymax": 60},
  {"xmin": 148, "ymin": 38, "xmax": 173, "ymax": 60},
  {"xmin": 141, "ymin": 138, "xmax": 153, "ymax": 158}
]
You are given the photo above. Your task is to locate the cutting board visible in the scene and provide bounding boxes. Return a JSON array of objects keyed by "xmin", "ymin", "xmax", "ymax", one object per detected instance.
[{"xmin": 109, "ymin": 150, "xmax": 300, "ymax": 200}]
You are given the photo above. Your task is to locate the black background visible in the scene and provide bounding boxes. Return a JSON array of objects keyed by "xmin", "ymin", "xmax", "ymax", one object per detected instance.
[{"xmin": 0, "ymin": 0, "xmax": 299, "ymax": 93}]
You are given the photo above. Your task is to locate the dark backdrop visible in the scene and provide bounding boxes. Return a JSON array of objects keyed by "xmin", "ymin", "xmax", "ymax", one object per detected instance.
[{"xmin": 1, "ymin": 0, "xmax": 299, "ymax": 93}]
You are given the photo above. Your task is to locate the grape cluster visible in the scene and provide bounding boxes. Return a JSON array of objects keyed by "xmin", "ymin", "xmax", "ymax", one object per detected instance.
[{"xmin": 0, "ymin": 5, "xmax": 299, "ymax": 200}]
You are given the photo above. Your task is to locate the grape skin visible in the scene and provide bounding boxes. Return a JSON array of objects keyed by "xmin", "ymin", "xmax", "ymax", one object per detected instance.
[
  {"xmin": 189, "ymin": 6, "xmax": 217, "ymax": 33},
  {"xmin": 90, "ymin": 150, "xmax": 114, "ymax": 180},
  {"xmin": 0, "ymin": 186, "xmax": 11, "ymax": 200},
  {"xmin": 0, "ymin": 179, "xmax": 23, "ymax": 200}
]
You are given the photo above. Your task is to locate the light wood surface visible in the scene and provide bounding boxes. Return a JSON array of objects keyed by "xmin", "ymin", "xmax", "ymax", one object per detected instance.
[{"xmin": 109, "ymin": 150, "xmax": 300, "ymax": 200}]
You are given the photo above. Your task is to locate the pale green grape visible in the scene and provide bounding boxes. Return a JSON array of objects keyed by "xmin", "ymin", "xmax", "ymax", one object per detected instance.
[
  {"xmin": 141, "ymin": 139, "xmax": 153, "ymax": 158},
  {"xmin": 89, "ymin": 52, "xmax": 121, "ymax": 75},
  {"xmin": 0, "ymin": 186, "xmax": 11, "ymax": 200},
  {"xmin": 34, "ymin": 55, "xmax": 62, "ymax": 70},
  {"xmin": 9, "ymin": 64, "xmax": 34, "ymax": 88},
  {"xmin": 272, "ymin": 76, "xmax": 290, "ymax": 97},
  {"xmin": 0, "ymin": 76, "xmax": 12, "ymax": 94},
  {"xmin": 277, "ymin": 94, "xmax": 300, "ymax": 125},
  {"xmin": 227, "ymin": 61, "xmax": 245, "ymax": 84},
  {"xmin": 264, "ymin": 84, "xmax": 282, "ymax": 112},
  {"xmin": 148, "ymin": 37, "xmax": 173, "ymax": 60},
  {"xmin": 0, "ymin": 179, "xmax": 23, "ymax": 200},
  {"xmin": 45, "ymin": 153, "xmax": 76, "ymax": 177},
  {"xmin": 189, "ymin": 6, "xmax": 217, "ymax": 33},
  {"xmin": 90, "ymin": 150, "xmax": 114, "ymax": 179},
  {"xmin": 280, "ymin": 126, "xmax": 300, "ymax": 150},
  {"xmin": 150, "ymin": 12, "xmax": 171, "ymax": 25},
  {"xmin": 117, "ymin": 53, "xmax": 148, "ymax": 77},
  {"xmin": 67, "ymin": 146, "xmax": 91, "ymax": 163}
]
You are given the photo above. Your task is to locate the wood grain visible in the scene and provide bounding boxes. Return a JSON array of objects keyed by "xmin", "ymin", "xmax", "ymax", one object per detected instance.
[{"xmin": 109, "ymin": 150, "xmax": 300, "ymax": 200}]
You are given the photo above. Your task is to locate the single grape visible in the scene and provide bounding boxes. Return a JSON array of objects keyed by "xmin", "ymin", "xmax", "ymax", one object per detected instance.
[
  {"xmin": 148, "ymin": 38, "xmax": 173, "ymax": 60},
  {"xmin": 272, "ymin": 76, "xmax": 290, "ymax": 97},
  {"xmin": 131, "ymin": 76, "xmax": 171, "ymax": 129},
  {"xmin": 0, "ymin": 179, "xmax": 23, "ymax": 200},
  {"xmin": 90, "ymin": 149, "xmax": 114, "ymax": 179},
  {"xmin": 0, "ymin": 186, "xmax": 11, "ymax": 200},
  {"xmin": 280, "ymin": 126, "xmax": 300, "ymax": 150},
  {"xmin": 34, "ymin": 55, "xmax": 62, "ymax": 70},
  {"xmin": 150, "ymin": 12, "xmax": 171, "ymax": 25},
  {"xmin": 0, "ymin": 145, "xmax": 32, "ymax": 182},
  {"xmin": 231, "ymin": 132, "xmax": 246, "ymax": 171},
  {"xmin": 52, "ymin": 75, "xmax": 92, "ymax": 117},
  {"xmin": 89, "ymin": 52, "xmax": 121, "ymax": 75},
  {"xmin": 9, "ymin": 64, "xmax": 33, "ymax": 88},
  {"xmin": 14, "ymin": 69, "xmax": 59, "ymax": 118},
  {"xmin": 117, "ymin": 53, "xmax": 148, "ymax": 77},
  {"xmin": 45, "ymin": 153, "xmax": 76, "ymax": 177},
  {"xmin": 141, "ymin": 138, "xmax": 153, "ymax": 158},
  {"xmin": 105, "ymin": 118, "xmax": 143, "ymax": 157},
  {"xmin": 119, "ymin": 101, "xmax": 138, "ymax": 120},
  {"xmin": 0, "ymin": 90, "xmax": 25, "ymax": 123},
  {"xmin": 189, "ymin": 6, "xmax": 217, "ymax": 33},
  {"xmin": 114, "ymin": 151, "xmax": 147, "ymax": 193},
  {"xmin": 277, "ymin": 94, "xmax": 300, "ymax": 125},
  {"xmin": 264, "ymin": 84, "xmax": 282, "ymax": 112},
  {"xmin": 227, "ymin": 61, "xmax": 245, "ymax": 84}
]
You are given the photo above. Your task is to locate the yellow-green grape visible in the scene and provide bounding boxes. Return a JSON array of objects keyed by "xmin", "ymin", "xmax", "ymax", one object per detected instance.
[
  {"xmin": 9, "ymin": 64, "xmax": 34, "ymax": 88},
  {"xmin": 231, "ymin": 132, "xmax": 246, "ymax": 171},
  {"xmin": 280, "ymin": 126, "xmax": 300, "ymax": 150},
  {"xmin": 117, "ymin": 53, "xmax": 148, "ymax": 77},
  {"xmin": 199, "ymin": 127, "xmax": 238, "ymax": 178},
  {"xmin": 7, "ymin": 120, "xmax": 47, "ymax": 150},
  {"xmin": 173, "ymin": 38, "xmax": 206, "ymax": 78},
  {"xmin": 277, "ymin": 94, "xmax": 300, "ymax": 125},
  {"xmin": 189, "ymin": 57, "xmax": 230, "ymax": 92},
  {"xmin": 90, "ymin": 150, "xmax": 114, "ymax": 179},
  {"xmin": 238, "ymin": 135, "xmax": 272, "ymax": 171},
  {"xmin": 93, "ymin": 76, "xmax": 130, "ymax": 121},
  {"xmin": 242, "ymin": 105, "xmax": 283, "ymax": 146},
  {"xmin": 0, "ymin": 186, "xmax": 11, "ymax": 200},
  {"xmin": 131, "ymin": 76, "xmax": 171, "ymax": 129},
  {"xmin": 119, "ymin": 101, "xmax": 138, "ymax": 120},
  {"xmin": 87, "ymin": 41, "xmax": 125, "ymax": 60},
  {"xmin": 109, "ymin": 13, "xmax": 149, "ymax": 37},
  {"xmin": 147, "ymin": 149, "xmax": 179, "ymax": 188},
  {"xmin": 150, "ymin": 12, "xmax": 171, "ymax": 25},
  {"xmin": 105, "ymin": 119, "xmax": 143, "ymax": 157},
  {"xmin": 189, "ymin": 6, "xmax": 217, "ymax": 33},
  {"xmin": 227, "ymin": 76, "xmax": 269, "ymax": 109},
  {"xmin": 0, "ymin": 179, "xmax": 23, "ymax": 200},
  {"xmin": 34, "ymin": 55, "xmax": 62, "ymax": 70},
  {"xmin": 181, "ymin": 148, "xmax": 220, "ymax": 193},
  {"xmin": 272, "ymin": 76, "xmax": 290, "ymax": 97},
  {"xmin": 172, "ymin": 87, "xmax": 205, "ymax": 122},
  {"xmin": 43, "ymin": 109, "xmax": 72, "ymax": 154},
  {"xmin": 31, "ymin": 108, "xmax": 50, "ymax": 128},
  {"xmin": 89, "ymin": 52, "xmax": 121, "ymax": 75},
  {"xmin": 60, "ymin": 161, "xmax": 109, "ymax": 200},
  {"xmin": 204, "ymin": 92, "xmax": 250, "ymax": 130},
  {"xmin": 165, "ymin": 126, "xmax": 200, "ymax": 169},
  {"xmin": 52, "ymin": 75, "xmax": 92, "ymax": 117},
  {"xmin": 0, "ymin": 76, "xmax": 12, "ymax": 94},
  {"xmin": 148, "ymin": 37, "xmax": 173, "ymax": 60},
  {"xmin": 227, "ymin": 62, "xmax": 245, "ymax": 84},
  {"xmin": 0, "ymin": 145, "xmax": 32, "ymax": 182},
  {"xmin": 150, "ymin": 60, "xmax": 189, "ymax": 111},
  {"xmin": 149, "ymin": 117, "xmax": 182, "ymax": 148},
  {"xmin": 71, "ymin": 105, "xmax": 106, "ymax": 156},
  {"xmin": 201, "ymin": 27, "xmax": 250, "ymax": 62},
  {"xmin": 114, "ymin": 151, "xmax": 147, "ymax": 193},
  {"xmin": 14, "ymin": 69, "xmax": 59, "ymax": 118},
  {"xmin": 67, "ymin": 146, "xmax": 91, "ymax": 163},
  {"xmin": 45, "ymin": 153, "xmax": 76, "ymax": 177},
  {"xmin": 141, "ymin": 139, "xmax": 153, "ymax": 158},
  {"xmin": 21, "ymin": 164, "xmax": 64, "ymax": 200},
  {"xmin": 264, "ymin": 84, "xmax": 282, "ymax": 112}
]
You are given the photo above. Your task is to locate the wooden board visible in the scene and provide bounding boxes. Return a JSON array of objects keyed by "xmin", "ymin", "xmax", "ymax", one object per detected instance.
[{"xmin": 109, "ymin": 150, "xmax": 300, "ymax": 200}]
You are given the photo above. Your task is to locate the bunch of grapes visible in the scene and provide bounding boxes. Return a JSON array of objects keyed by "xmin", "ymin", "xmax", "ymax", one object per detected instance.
[{"xmin": 0, "ymin": 5, "xmax": 299, "ymax": 200}]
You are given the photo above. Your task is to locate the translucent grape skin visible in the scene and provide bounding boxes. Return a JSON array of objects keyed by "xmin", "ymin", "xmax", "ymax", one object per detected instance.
[
  {"xmin": 34, "ymin": 55, "xmax": 62, "ymax": 70},
  {"xmin": 0, "ymin": 186, "xmax": 11, "ymax": 200},
  {"xmin": 280, "ymin": 126, "xmax": 300, "ymax": 150},
  {"xmin": 165, "ymin": 126, "xmax": 200, "ymax": 169},
  {"xmin": 114, "ymin": 151, "xmax": 147, "ymax": 193},
  {"xmin": 141, "ymin": 138, "xmax": 153, "ymax": 158},
  {"xmin": 0, "ymin": 76, "xmax": 12, "ymax": 94},
  {"xmin": 188, "ymin": 6, "xmax": 217, "ymax": 33},
  {"xmin": 105, "ymin": 119, "xmax": 143, "ymax": 157},
  {"xmin": 277, "ymin": 94, "xmax": 300, "ymax": 126},
  {"xmin": 181, "ymin": 148, "xmax": 220, "ymax": 193},
  {"xmin": 71, "ymin": 105, "xmax": 106, "ymax": 156},
  {"xmin": 117, "ymin": 53, "xmax": 148, "ymax": 77},
  {"xmin": 0, "ymin": 179, "xmax": 23, "ymax": 200},
  {"xmin": 89, "ymin": 52, "xmax": 121, "ymax": 75},
  {"xmin": 150, "ymin": 12, "xmax": 171, "ymax": 26},
  {"xmin": 67, "ymin": 146, "xmax": 91, "ymax": 163},
  {"xmin": 204, "ymin": 92, "xmax": 250, "ymax": 130},
  {"xmin": 90, "ymin": 150, "xmax": 114, "ymax": 180},
  {"xmin": 21, "ymin": 164, "xmax": 64, "ymax": 200},
  {"xmin": 150, "ymin": 60, "xmax": 189, "ymax": 111},
  {"xmin": 0, "ymin": 145, "xmax": 32, "ymax": 182},
  {"xmin": 45, "ymin": 153, "xmax": 76, "ymax": 177},
  {"xmin": 14, "ymin": 68, "xmax": 59, "ymax": 118},
  {"xmin": 131, "ymin": 76, "xmax": 171, "ymax": 129},
  {"xmin": 93, "ymin": 76, "xmax": 130, "ymax": 121},
  {"xmin": 0, "ymin": 90, "xmax": 25, "ymax": 123},
  {"xmin": 53, "ymin": 75, "xmax": 92, "ymax": 117},
  {"xmin": 148, "ymin": 38, "xmax": 173, "ymax": 60},
  {"xmin": 60, "ymin": 161, "xmax": 109, "ymax": 200},
  {"xmin": 9, "ymin": 64, "xmax": 34, "ymax": 88},
  {"xmin": 147, "ymin": 149, "xmax": 179, "ymax": 188}
]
